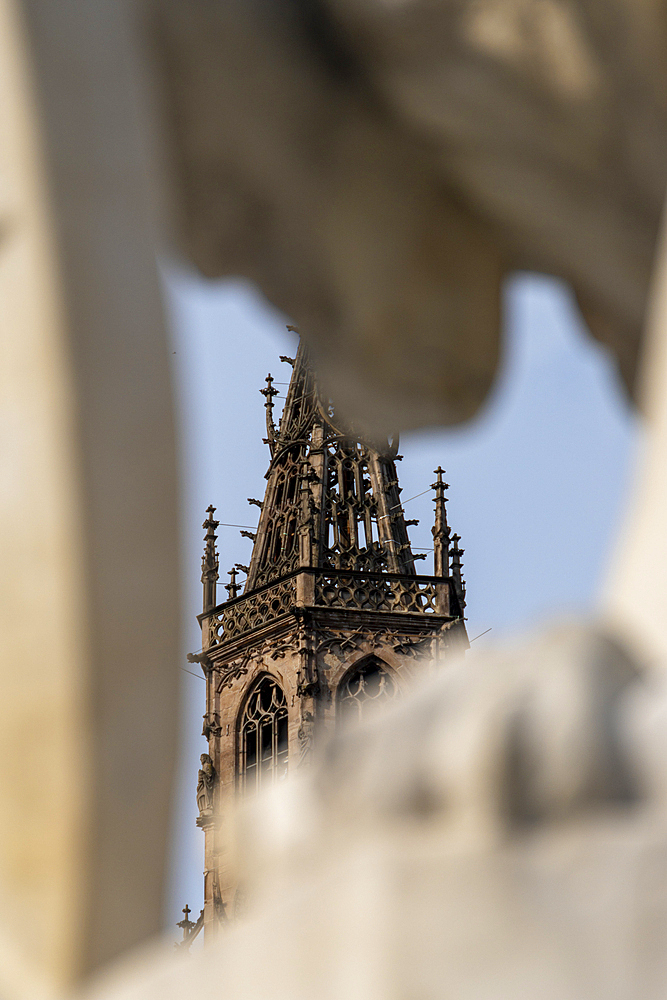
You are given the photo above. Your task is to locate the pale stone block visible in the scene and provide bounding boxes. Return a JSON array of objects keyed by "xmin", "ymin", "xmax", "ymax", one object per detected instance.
[{"xmin": 0, "ymin": 1, "xmax": 179, "ymax": 991}]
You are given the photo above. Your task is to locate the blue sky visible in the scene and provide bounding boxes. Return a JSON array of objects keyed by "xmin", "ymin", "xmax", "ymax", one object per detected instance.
[{"xmin": 163, "ymin": 268, "xmax": 640, "ymax": 929}]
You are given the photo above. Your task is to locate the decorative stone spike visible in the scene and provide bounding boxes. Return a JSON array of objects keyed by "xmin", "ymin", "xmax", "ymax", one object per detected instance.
[
  {"xmin": 431, "ymin": 467, "xmax": 450, "ymax": 579},
  {"xmin": 450, "ymin": 533, "xmax": 466, "ymax": 612},
  {"xmin": 298, "ymin": 462, "xmax": 314, "ymax": 569},
  {"xmin": 240, "ymin": 530, "xmax": 256, "ymax": 541},
  {"xmin": 260, "ymin": 374, "xmax": 279, "ymax": 456},
  {"xmin": 247, "ymin": 498, "xmax": 263, "ymax": 509},
  {"xmin": 201, "ymin": 505, "xmax": 219, "ymax": 612},
  {"xmin": 225, "ymin": 567, "xmax": 240, "ymax": 601}
]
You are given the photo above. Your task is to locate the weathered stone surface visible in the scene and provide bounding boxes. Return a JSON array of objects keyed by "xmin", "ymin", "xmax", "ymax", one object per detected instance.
[
  {"xmin": 0, "ymin": 1, "xmax": 179, "ymax": 990},
  {"xmin": 147, "ymin": 0, "xmax": 667, "ymax": 432},
  {"xmin": 83, "ymin": 625, "xmax": 667, "ymax": 1000}
]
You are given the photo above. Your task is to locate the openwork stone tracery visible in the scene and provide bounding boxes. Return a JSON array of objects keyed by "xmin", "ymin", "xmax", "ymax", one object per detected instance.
[
  {"xmin": 191, "ymin": 338, "xmax": 468, "ymax": 938},
  {"xmin": 337, "ymin": 657, "xmax": 398, "ymax": 726}
]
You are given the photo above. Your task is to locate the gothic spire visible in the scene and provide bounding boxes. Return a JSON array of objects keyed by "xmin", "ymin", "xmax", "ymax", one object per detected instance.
[
  {"xmin": 243, "ymin": 341, "xmax": 419, "ymax": 592},
  {"xmin": 201, "ymin": 505, "xmax": 219, "ymax": 612}
]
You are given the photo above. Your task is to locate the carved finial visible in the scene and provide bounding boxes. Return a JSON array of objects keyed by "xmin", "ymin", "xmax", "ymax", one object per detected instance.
[
  {"xmin": 260, "ymin": 374, "xmax": 279, "ymax": 455},
  {"xmin": 225, "ymin": 567, "xmax": 240, "ymax": 600},
  {"xmin": 177, "ymin": 904, "xmax": 194, "ymax": 940},
  {"xmin": 201, "ymin": 505, "xmax": 219, "ymax": 612},
  {"xmin": 431, "ymin": 468, "xmax": 450, "ymax": 579},
  {"xmin": 203, "ymin": 504, "xmax": 218, "ymax": 527},
  {"xmin": 450, "ymin": 533, "xmax": 466, "ymax": 611},
  {"xmin": 297, "ymin": 460, "xmax": 315, "ymax": 568}
]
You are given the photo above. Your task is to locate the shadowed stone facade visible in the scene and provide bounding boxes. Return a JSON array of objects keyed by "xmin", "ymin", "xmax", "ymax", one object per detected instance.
[{"xmin": 190, "ymin": 340, "xmax": 469, "ymax": 937}]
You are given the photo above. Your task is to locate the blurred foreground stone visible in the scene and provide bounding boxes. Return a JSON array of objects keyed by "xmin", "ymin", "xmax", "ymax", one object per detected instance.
[
  {"xmin": 0, "ymin": 1, "xmax": 179, "ymax": 991},
  {"xmin": 85, "ymin": 625, "xmax": 667, "ymax": 1000},
  {"xmin": 149, "ymin": 0, "xmax": 667, "ymax": 433}
]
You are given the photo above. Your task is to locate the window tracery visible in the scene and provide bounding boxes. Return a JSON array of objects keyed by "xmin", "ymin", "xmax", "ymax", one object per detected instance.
[
  {"xmin": 322, "ymin": 440, "xmax": 386, "ymax": 572},
  {"xmin": 337, "ymin": 657, "xmax": 398, "ymax": 725},
  {"xmin": 239, "ymin": 676, "xmax": 288, "ymax": 792},
  {"xmin": 255, "ymin": 443, "xmax": 308, "ymax": 587}
]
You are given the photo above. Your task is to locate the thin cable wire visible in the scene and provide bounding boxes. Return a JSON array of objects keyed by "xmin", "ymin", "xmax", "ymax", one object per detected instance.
[
  {"xmin": 180, "ymin": 666, "xmax": 205, "ymax": 681},
  {"xmin": 217, "ymin": 522, "xmax": 257, "ymax": 530},
  {"xmin": 377, "ymin": 487, "xmax": 432, "ymax": 520},
  {"xmin": 215, "ymin": 485, "xmax": 433, "ymax": 532},
  {"xmin": 469, "ymin": 628, "xmax": 492, "ymax": 643},
  {"xmin": 395, "ymin": 487, "xmax": 432, "ymax": 508}
]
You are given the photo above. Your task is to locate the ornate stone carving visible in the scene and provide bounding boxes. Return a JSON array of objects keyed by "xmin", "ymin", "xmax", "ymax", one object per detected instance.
[
  {"xmin": 215, "ymin": 630, "xmax": 302, "ymax": 692},
  {"xmin": 296, "ymin": 667, "xmax": 320, "ymax": 698},
  {"xmin": 297, "ymin": 710, "xmax": 315, "ymax": 766},
  {"xmin": 208, "ymin": 575, "xmax": 297, "ymax": 647},
  {"xmin": 216, "ymin": 657, "xmax": 250, "ymax": 692},
  {"xmin": 314, "ymin": 570, "xmax": 439, "ymax": 615},
  {"xmin": 202, "ymin": 711, "xmax": 222, "ymax": 740},
  {"xmin": 315, "ymin": 625, "xmax": 441, "ymax": 663},
  {"xmin": 196, "ymin": 754, "xmax": 217, "ymax": 819}
]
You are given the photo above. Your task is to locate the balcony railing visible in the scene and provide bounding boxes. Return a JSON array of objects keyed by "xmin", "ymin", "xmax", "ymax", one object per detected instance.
[
  {"xmin": 314, "ymin": 570, "xmax": 439, "ymax": 615},
  {"xmin": 201, "ymin": 567, "xmax": 454, "ymax": 650}
]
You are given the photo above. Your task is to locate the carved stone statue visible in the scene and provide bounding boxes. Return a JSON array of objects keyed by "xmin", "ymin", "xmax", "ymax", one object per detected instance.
[
  {"xmin": 196, "ymin": 753, "xmax": 216, "ymax": 816},
  {"xmin": 297, "ymin": 710, "xmax": 315, "ymax": 767}
]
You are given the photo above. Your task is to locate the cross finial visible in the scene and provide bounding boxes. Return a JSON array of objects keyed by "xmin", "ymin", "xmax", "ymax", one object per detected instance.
[
  {"xmin": 260, "ymin": 373, "xmax": 278, "ymax": 403},
  {"xmin": 431, "ymin": 467, "xmax": 450, "ymax": 493},
  {"xmin": 225, "ymin": 566, "xmax": 240, "ymax": 600},
  {"xmin": 177, "ymin": 903, "xmax": 196, "ymax": 941},
  {"xmin": 203, "ymin": 504, "xmax": 219, "ymax": 531}
]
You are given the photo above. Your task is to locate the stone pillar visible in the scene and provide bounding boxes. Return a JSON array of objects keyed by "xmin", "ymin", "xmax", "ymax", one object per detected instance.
[{"xmin": 0, "ymin": 1, "xmax": 179, "ymax": 989}]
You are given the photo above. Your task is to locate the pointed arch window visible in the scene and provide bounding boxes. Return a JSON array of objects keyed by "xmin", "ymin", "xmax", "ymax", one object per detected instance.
[
  {"xmin": 239, "ymin": 676, "xmax": 288, "ymax": 792},
  {"xmin": 337, "ymin": 656, "xmax": 398, "ymax": 726}
]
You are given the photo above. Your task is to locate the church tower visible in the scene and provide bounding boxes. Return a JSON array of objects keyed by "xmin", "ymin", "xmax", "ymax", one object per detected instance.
[{"xmin": 191, "ymin": 340, "xmax": 468, "ymax": 934}]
